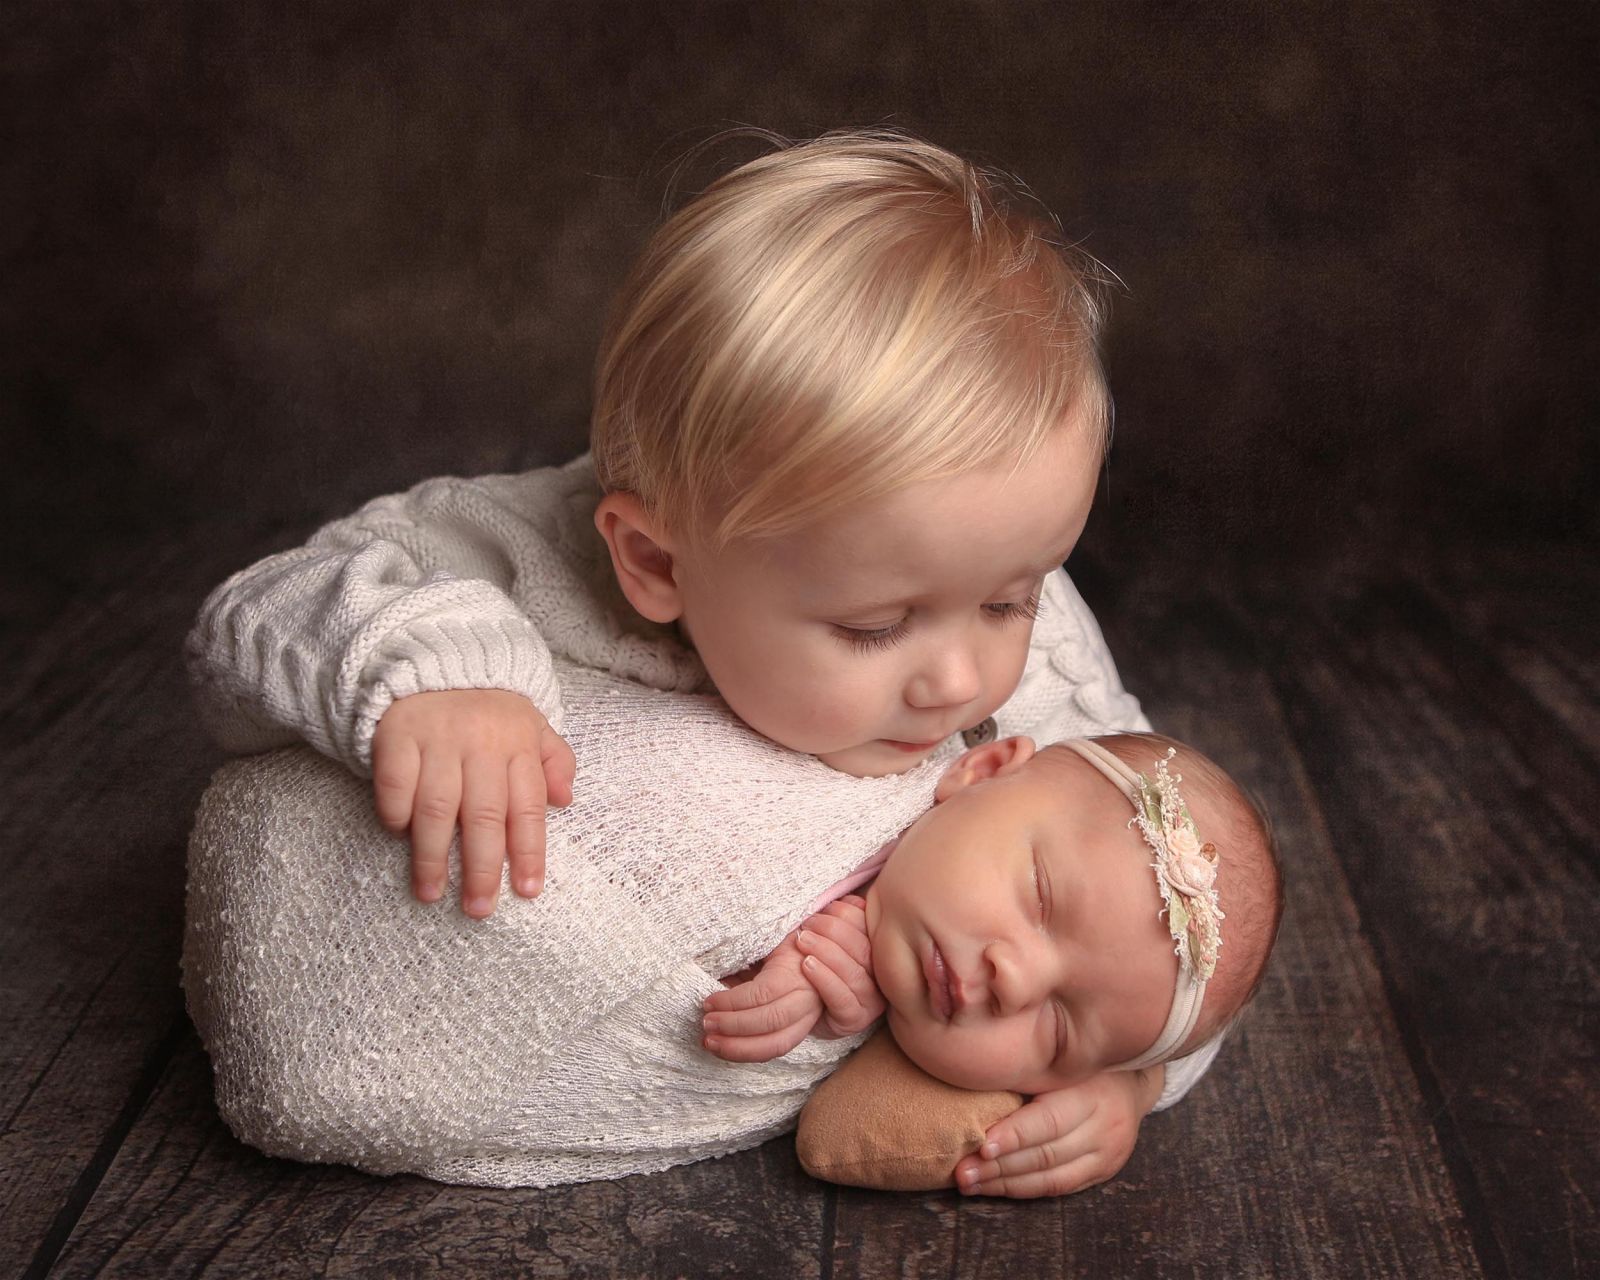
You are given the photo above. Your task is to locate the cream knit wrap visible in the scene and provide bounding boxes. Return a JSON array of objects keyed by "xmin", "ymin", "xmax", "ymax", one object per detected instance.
[{"xmin": 183, "ymin": 665, "xmax": 957, "ymax": 1187}]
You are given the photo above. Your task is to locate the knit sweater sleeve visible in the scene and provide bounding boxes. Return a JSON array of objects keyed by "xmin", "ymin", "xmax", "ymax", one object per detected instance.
[{"xmin": 184, "ymin": 464, "xmax": 595, "ymax": 776}]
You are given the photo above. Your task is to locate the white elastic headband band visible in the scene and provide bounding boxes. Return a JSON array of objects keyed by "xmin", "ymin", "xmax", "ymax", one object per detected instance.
[{"xmin": 1060, "ymin": 739, "xmax": 1210, "ymax": 1071}]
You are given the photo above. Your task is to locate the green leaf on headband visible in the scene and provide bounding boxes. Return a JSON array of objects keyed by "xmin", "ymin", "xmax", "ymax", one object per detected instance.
[
  {"xmin": 1139, "ymin": 780, "xmax": 1162, "ymax": 829},
  {"xmin": 1167, "ymin": 895, "xmax": 1190, "ymax": 939}
]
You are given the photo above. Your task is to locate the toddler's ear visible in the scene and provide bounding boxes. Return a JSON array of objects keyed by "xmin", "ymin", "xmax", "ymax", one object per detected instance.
[
  {"xmin": 595, "ymin": 493, "xmax": 682, "ymax": 624},
  {"xmin": 934, "ymin": 736, "xmax": 1036, "ymax": 803}
]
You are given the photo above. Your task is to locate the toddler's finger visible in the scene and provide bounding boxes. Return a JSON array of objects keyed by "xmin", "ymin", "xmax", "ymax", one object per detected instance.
[
  {"xmin": 372, "ymin": 735, "xmax": 422, "ymax": 837},
  {"xmin": 702, "ymin": 987, "xmax": 817, "ymax": 1038},
  {"xmin": 458, "ymin": 754, "xmax": 510, "ymax": 918},
  {"xmin": 506, "ymin": 752, "xmax": 548, "ymax": 898},
  {"xmin": 541, "ymin": 730, "xmax": 577, "ymax": 808},
  {"xmin": 800, "ymin": 912, "xmax": 872, "ymax": 968},
  {"xmin": 409, "ymin": 750, "xmax": 463, "ymax": 905}
]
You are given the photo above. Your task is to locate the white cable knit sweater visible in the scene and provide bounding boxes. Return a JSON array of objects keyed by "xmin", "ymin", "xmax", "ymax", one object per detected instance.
[{"xmin": 182, "ymin": 454, "xmax": 1223, "ymax": 1186}]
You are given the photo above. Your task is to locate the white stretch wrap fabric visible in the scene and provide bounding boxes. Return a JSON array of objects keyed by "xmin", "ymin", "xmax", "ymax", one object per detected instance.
[{"xmin": 184, "ymin": 666, "xmax": 951, "ymax": 1187}]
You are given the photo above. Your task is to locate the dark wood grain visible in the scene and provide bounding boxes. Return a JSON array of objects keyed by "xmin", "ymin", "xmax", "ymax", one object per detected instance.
[
  {"xmin": 0, "ymin": 549, "xmax": 219, "ymax": 1277},
  {"xmin": 1245, "ymin": 558, "xmax": 1600, "ymax": 1280},
  {"xmin": 48, "ymin": 1034, "xmax": 829, "ymax": 1280}
]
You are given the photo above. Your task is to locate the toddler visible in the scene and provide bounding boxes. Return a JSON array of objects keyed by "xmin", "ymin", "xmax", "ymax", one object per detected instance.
[{"xmin": 186, "ymin": 130, "xmax": 1171, "ymax": 1195}]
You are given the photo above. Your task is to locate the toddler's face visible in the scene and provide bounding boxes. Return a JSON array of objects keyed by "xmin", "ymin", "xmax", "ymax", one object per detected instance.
[
  {"xmin": 865, "ymin": 743, "xmax": 1180, "ymax": 1093},
  {"xmin": 670, "ymin": 428, "xmax": 1097, "ymax": 778}
]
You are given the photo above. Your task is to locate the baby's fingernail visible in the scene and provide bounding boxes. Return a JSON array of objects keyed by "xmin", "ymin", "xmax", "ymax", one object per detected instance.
[
  {"xmin": 958, "ymin": 1169, "xmax": 980, "ymax": 1189},
  {"xmin": 703, "ymin": 1036, "xmax": 719, "ymax": 1051},
  {"xmin": 797, "ymin": 930, "xmax": 813, "ymax": 947},
  {"xmin": 517, "ymin": 876, "xmax": 542, "ymax": 896},
  {"xmin": 979, "ymin": 1142, "xmax": 1000, "ymax": 1159},
  {"xmin": 465, "ymin": 896, "xmax": 493, "ymax": 917},
  {"xmin": 802, "ymin": 956, "xmax": 818, "ymax": 971}
]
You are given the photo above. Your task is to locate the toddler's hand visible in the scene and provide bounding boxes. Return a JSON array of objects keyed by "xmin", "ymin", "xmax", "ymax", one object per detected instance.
[
  {"xmin": 952, "ymin": 1067, "xmax": 1163, "ymax": 1198},
  {"xmin": 701, "ymin": 939, "xmax": 822, "ymax": 1062},
  {"xmin": 371, "ymin": 689, "xmax": 576, "ymax": 918},
  {"xmin": 794, "ymin": 895, "xmax": 884, "ymax": 1038}
]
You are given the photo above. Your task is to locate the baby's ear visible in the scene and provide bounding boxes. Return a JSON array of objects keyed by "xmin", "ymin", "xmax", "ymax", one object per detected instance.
[
  {"xmin": 594, "ymin": 492, "xmax": 682, "ymax": 624},
  {"xmin": 934, "ymin": 736, "xmax": 1036, "ymax": 803}
]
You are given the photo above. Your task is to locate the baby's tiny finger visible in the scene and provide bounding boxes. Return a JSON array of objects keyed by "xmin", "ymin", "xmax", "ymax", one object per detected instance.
[
  {"xmin": 702, "ymin": 978, "xmax": 786, "ymax": 1013},
  {"xmin": 796, "ymin": 930, "xmax": 869, "ymax": 993},
  {"xmin": 800, "ymin": 953, "xmax": 860, "ymax": 1020},
  {"xmin": 703, "ymin": 988, "xmax": 816, "ymax": 1038},
  {"xmin": 961, "ymin": 1152, "xmax": 1106, "ymax": 1199},
  {"xmin": 801, "ymin": 912, "xmax": 871, "ymax": 967},
  {"xmin": 983, "ymin": 1094, "xmax": 1087, "ymax": 1159},
  {"xmin": 704, "ymin": 1017, "xmax": 812, "ymax": 1063}
]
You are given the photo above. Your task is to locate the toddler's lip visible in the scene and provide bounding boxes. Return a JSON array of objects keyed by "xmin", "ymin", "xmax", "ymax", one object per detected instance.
[
  {"xmin": 923, "ymin": 938, "xmax": 955, "ymax": 1021},
  {"xmin": 883, "ymin": 737, "xmax": 946, "ymax": 753}
]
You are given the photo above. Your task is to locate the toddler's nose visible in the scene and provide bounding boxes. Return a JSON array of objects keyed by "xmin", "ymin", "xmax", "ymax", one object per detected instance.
[{"xmin": 905, "ymin": 645, "xmax": 982, "ymax": 710}]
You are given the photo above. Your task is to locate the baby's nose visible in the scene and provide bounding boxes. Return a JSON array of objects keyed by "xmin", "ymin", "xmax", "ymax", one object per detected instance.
[{"xmin": 985, "ymin": 938, "xmax": 1052, "ymax": 1015}]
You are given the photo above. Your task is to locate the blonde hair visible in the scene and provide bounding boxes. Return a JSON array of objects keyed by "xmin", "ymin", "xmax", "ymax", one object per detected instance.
[{"xmin": 591, "ymin": 128, "xmax": 1113, "ymax": 545}]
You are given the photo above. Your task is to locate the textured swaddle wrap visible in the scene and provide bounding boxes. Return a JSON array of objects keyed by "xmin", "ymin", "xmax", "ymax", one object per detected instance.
[
  {"xmin": 183, "ymin": 664, "xmax": 953, "ymax": 1186},
  {"xmin": 183, "ymin": 564, "xmax": 1150, "ymax": 1185}
]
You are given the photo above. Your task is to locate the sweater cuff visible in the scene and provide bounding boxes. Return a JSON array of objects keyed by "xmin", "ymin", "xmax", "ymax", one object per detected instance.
[{"xmin": 347, "ymin": 613, "xmax": 563, "ymax": 774}]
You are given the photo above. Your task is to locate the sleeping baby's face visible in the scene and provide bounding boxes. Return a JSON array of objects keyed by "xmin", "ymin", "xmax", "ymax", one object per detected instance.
[{"xmin": 864, "ymin": 738, "xmax": 1187, "ymax": 1094}]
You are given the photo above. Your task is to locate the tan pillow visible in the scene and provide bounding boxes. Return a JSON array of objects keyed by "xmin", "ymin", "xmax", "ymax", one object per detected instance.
[{"xmin": 795, "ymin": 1027, "xmax": 1024, "ymax": 1190}]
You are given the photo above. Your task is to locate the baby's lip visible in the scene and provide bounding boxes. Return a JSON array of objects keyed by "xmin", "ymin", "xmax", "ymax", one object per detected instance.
[{"xmin": 923, "ymin": 937, "xmax": 955, "ymax": 1021}]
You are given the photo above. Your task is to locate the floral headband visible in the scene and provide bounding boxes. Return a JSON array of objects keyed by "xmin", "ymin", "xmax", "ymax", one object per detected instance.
[{"xmin": 1061, "ymin": 738, "xmax": 1226, "ymax": 1070}]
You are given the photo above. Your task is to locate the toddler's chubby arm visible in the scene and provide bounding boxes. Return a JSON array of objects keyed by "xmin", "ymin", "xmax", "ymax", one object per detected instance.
[
  {"xmin": 951, "ymin": 1067, "xmax": 1164, "ymax": 1198},
  {"xmin": 701, "ymin": 896, "xmax": 883, "ymax": 1062},
  {"xmin": 185, "ymin": 468, "xmax": 589, "ymax": 916}
]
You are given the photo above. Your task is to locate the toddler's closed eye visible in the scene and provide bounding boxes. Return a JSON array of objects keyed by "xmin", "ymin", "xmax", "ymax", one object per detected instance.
[{"xmin": 983, "ymin": 593, "xmax": 1043, "ymax": 624}]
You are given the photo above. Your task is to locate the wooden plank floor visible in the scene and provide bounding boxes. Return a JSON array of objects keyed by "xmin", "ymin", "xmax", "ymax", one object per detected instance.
[{"xmin": 3, "ymin": 530, "xmax": 1593, "ymax": 1278}]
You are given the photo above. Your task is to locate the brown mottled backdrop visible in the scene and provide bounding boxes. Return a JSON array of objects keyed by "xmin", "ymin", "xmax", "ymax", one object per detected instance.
[
  {"xmin": 5, "ymin": 1, "xmax": 1595, "ymax": 623},
  {"xmin": 4, "ymin": 7, "xmax": 1599, "ymax": 1275}
]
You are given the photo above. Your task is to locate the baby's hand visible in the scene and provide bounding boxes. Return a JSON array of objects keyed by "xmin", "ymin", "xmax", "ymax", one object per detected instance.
[
  {"xmin": 952, "ymin": 1067, "xmax": 1164, "ymax": 1198},
  {"xmin": 794, "ymin": 895, "xmax": 884, "ymax": 1038},
  {"xmin": 371, "ymin": 689, "xmax": 576, "ymax": 919},
  {"xmin": 701, "ymin": 938, "xmax": 822, "ymax": 1062}
]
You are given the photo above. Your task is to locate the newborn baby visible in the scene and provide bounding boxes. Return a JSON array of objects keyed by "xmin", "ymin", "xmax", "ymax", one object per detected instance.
[
  {"xmin": 704, "ymin": 732, "xmax": 1281, "ymax": 1101},
  {"xmin": 185, "ymin": 666, "xmax": 1278, "ymax": 1189}
]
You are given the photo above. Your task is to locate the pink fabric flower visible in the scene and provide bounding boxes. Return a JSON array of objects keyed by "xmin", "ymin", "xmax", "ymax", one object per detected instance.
[{"xmin": 1168, "ymin": 849, "xmax": 1217, "ymax": 894}]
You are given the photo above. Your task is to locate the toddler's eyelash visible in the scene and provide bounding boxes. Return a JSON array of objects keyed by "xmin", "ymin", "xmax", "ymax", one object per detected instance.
[
  {"xmin": 833, "ymin": 593, "xmax": 1043, "ymax": 652},
  {"xmin": 983, "ymin": 593, "xmax": 1044, "ymax": 624},
  {"xmin": 834, "ymin": 620, "xmax": 910, "ymax": 652}
]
